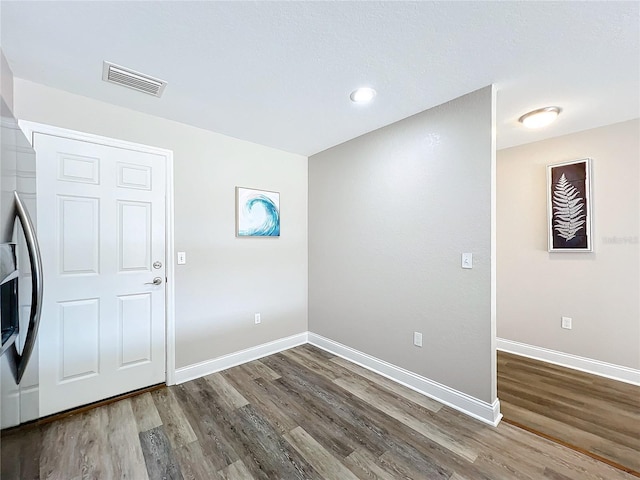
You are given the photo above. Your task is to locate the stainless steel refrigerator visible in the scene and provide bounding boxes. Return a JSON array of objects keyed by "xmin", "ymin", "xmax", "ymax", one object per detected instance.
[{"xmin": 0, "ymin": 98, "xmax": 43, "ymax": 429}]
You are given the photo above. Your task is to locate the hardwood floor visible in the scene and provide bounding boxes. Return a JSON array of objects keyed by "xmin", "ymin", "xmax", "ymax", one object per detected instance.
[
  {"xmin": 2, "ymin": 344, "xmax": 636, "ymax": 479},
  {"xmin": 497, "ymin": 350, "xmax": 640, "ymax": 476}
]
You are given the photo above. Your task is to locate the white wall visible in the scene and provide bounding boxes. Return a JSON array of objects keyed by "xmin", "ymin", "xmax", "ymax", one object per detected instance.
[
  {"xmin": 497, "ymin": 119, "xmax": 640, "ymax": 370},
  {"xmin": 13, "ymin": 79, "xmax": 308, "ymax": 370},
  {"xmin": 1, "ymin": 49, "xmax": 13, "ymax": 112},
  {"xmin": 309, "ymin": 86, "xmax": 496, "ymax": 404}
]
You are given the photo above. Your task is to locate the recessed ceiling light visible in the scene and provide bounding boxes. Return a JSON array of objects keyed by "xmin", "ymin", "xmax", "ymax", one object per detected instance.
[
  {"xmin": 518, "ymin": 106, "xmax": 561, "ymax": 129},
  {"xmin": 350, "ymin": 87, "xmax": 376, "ymax": 103}
]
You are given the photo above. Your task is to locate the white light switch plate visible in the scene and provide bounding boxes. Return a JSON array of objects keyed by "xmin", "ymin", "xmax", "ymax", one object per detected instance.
[
  {"xmin": 177, "ymin": 252, "xmax": 186, "ymax": 265},
  {"xmin": 561, "ymin": 316, "xmax": 572, "ymax": 329},
  {"xmin": 462, "ymin": 253, "xmax": 473, "ymax": 269}
]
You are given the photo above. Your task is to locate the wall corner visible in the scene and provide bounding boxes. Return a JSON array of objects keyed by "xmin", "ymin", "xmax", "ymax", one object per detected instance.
[{"xmin": 1, "ymin": 49, "xmax": 15, "ymax": 113}]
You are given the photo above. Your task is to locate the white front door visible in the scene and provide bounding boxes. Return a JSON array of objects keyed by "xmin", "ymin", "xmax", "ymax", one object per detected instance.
[{"xmin": 35, "ymin": 133, "xmax": 166, "ymax": 417}]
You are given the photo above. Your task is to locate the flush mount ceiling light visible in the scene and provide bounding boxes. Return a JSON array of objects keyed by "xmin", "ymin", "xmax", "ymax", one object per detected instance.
[
  {"xmin": 518, "ymin": 106, "xmax": 562, "ymax": 129},
  {"xmin": 350, "ymin": 87, "xmax": 376, "ymax": 103}
]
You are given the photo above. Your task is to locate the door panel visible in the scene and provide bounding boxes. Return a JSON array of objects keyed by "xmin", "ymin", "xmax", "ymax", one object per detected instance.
[
  {"xmin": 36, "ymin": 133, "xmax": 166, "ymax": 417},
  {"xmin": 117, "ymin": 162, "xmax": 151, "ymax": 190},
  {"xmin": 59, "ymin": 195, "xmax": 100, "ymax": 275},
  {"xmin": 58, "ymin": 153, "xmax": 100, "ymax": 184},
  {"xmin": 59, "ymin": 298, "xmax": 99, "ymax": 381},
  {"xmin": 118, "ymin": 200, "xmax": 151, "ymax": 271},
  {"xmin": 118, "ymin": 293, "xmax": 152, "ymax": 367}
]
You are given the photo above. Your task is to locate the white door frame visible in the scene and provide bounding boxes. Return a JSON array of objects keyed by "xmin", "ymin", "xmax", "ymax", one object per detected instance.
[{"xmin": 18, "ymin": 120, "xmax": 176, "ymax": 386}]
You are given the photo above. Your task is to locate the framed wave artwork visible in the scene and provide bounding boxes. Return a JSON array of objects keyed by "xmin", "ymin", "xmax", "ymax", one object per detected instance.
[
  {"xmin": 236, "ymin": 187, "xmax": 280, "ymax": 237},
  {"xmin": 547, "ymin": 158, "xmax": 592, "ymax": 252}
]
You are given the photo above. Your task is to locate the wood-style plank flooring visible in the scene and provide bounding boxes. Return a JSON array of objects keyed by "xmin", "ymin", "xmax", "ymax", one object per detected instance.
[
  {"xmin": 2, "ymin": 344, "xmax": 636, "ymax": 479},
  {"xmin": 498, "ymin": 350, "xmax": 640, "ymax": 475}
]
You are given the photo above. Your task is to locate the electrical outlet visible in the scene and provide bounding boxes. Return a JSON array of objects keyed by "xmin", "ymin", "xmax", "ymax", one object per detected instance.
[
  {"xmin": 177, "ymin": 252, "xmax": 186, "ymax": 265},
  {"xmin": 255, "ymin": 313, "xmax": 261, "ymax": 324},
  {"xmin": 413, "ymin": 332, "xmax": 423, "ymax": 347},
  {"xmin": 561, "ymin": 316, "xmax": 572, "ymax": 329}
]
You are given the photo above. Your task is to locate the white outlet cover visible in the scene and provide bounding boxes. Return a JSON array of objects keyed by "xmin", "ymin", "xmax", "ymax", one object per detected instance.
[
  {"xmin": 561, "ymin": 316, "xmax": 572, "ymax": 329},
  {"xmin": 177, "ymin": 251, "xmax": 186, "ymax": 264}
]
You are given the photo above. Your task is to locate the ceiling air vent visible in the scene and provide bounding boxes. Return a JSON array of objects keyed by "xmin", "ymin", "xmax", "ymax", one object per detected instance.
[{"xmin": 102, "ymin": 61, "xmax": 167, "ymax": 97}]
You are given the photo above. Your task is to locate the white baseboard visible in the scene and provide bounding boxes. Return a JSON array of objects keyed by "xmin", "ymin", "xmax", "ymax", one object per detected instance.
[
  {"xmin": 174, "ymin": 332, "xmax": 308, "ymax": 384},
  {"xmin": 173, "ymin": 331, "xmax": 502, "ymax": 426},
  {"xmin": 308, "ymin": 332, "xmax": 502, "ymax": 427},
  {"xmin": 497, "ymin": 338, "xmax": 640, "ymax": 386}
]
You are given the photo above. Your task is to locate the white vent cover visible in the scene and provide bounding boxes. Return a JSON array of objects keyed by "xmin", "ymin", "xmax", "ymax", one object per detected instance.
[{"xmin": 102, "ymin": 61, "xmax": 167, "ymax": 97}]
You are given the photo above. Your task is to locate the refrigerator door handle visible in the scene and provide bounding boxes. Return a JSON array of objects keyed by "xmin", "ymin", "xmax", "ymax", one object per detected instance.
[{"xmin": 12, "ymin": 191, "xmax": 44, "ymax": 384}]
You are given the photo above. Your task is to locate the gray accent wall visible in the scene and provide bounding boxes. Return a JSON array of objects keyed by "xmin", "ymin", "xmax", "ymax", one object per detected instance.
[{"xmin": 309, "ymin": 86, "xmax": 496, "ymax": 403}]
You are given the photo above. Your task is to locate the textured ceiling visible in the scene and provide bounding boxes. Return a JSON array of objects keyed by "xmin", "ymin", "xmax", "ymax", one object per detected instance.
[{"xmin": 1, "ymin": 1, "xmax": 638, "ymax": 156}]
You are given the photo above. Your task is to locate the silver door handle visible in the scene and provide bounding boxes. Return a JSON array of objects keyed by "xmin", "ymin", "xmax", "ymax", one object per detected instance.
[
  {"xmin": 145, "ymin": 277, "xmax": 163, "ymax": 285},
  {"xmin": 12, "ymin": 192, "xmax": 44, "ymax": 384}
]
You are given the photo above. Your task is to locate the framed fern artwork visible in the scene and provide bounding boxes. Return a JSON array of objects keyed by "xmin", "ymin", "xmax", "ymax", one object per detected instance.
[{"xmin": 547, "ymin": 158, "xmax": 592, "ymax": 252}]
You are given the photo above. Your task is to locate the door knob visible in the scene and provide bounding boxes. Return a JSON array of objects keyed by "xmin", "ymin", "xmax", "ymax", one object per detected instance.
[{"xmin": 145, "ymin": 277, "xmax": 163, "ymax": 285}]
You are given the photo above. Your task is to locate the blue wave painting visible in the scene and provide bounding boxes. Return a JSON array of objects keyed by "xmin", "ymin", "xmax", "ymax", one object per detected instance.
[{"xmin": 237, "ymin": 187, "xmax": 280, "ymax": 237}]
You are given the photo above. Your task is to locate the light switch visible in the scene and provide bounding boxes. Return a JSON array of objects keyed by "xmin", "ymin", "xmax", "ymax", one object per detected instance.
[
  {"xmin": 177, "ymin": 252, "xmax": 186, "ymax": 265},
  {"xmin": 462, "ymin": 253, "xmax": 473, "ymax": 269}
]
